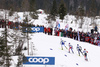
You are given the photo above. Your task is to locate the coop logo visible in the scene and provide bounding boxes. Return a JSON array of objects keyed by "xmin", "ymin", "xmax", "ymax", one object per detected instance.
[
  {"xmin": 23, "ymin": 27, "xmax": 44, "ymax": 33},
  {"xmin": 31, "ymin": 27, "xmax": 40, "ymax": 32},
  {"xmin": 23, "ymin": 57, "xmax": 55, "ymax": 65},
  {"xmin": 28, "ymin": 58, "xmax": 49, "ymax": 64},
  {"xmin": 31, "ymin": 27, "xmax": 44, "ymax": 32}
]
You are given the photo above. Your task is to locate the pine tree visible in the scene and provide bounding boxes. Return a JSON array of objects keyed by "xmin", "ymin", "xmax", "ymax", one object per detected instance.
[
  {"xmin": 88, "ymin": 0, "xmax": 97, "ymax": 26},
  {"xmin": 29, "ymin": 0, "xmax": 36, "ymax": 12},
  {"xmin": 58, "ymin": 0, "xmax": 67, "ymax": 20},
  {"xmin": 30, "ymin": 12, "xmax": 38, "ymax": 20},
  {"xmin": 21, "ymin": 0, "xmax": 30, "ymax": 11},
  {"xmin": 49, "ymin": 0, "xmax": 58, "ymax": 21},
  {"xmin": 77, "ymin": 4, "xmax": 85, "ymax": 28},
  {"xmin": 89, "ymin": 0, "xmax": 97, "ymax": 17},
  {"xmin": 0, "ymin": 36, "xmax": 6, "ymax": 66},
  {"xmin": 0, "ymin": 18, "xmax": 12, "ymax": 67},
  {"xmin": 43, "ymin": 0, "xmax": 52, "ymax": 13},
  {"xmin": 16, "ymin": 54, "xmax": 24, "ymax": 67},
  {"xmin": 77, "ymin": 4, "xmax": 85, "ymax": 16},
  {"xmin": 50, "ymin": 0, "xmax": 57, "ymax": 17}
]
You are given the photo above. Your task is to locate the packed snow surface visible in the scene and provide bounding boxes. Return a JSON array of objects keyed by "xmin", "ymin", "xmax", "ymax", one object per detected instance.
[{"xmin": 23, "ymin": 33, "xmax": 100, "ymax": 67}]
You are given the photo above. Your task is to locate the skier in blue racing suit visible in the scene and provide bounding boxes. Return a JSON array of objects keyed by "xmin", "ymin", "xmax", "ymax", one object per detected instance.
[{"xmin": 60, "ymin": 39, "xmax": 67, "ymax": 50}]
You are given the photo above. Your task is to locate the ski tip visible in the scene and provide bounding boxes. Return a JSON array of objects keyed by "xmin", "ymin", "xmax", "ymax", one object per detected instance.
[
  {"xmin": 65, "ymin": 54, "xmax": 67, "ymax": 57},
  {"xmin": 50, "ymin": 48, "xmax": 53, "ymax": 50},
  {"xmin": 85, "ymin": 59, "xmax": 88, "ymax": 61},
  {"xmin": 76, "ymin": 63, "xmax": 78, "ymax": 65}
]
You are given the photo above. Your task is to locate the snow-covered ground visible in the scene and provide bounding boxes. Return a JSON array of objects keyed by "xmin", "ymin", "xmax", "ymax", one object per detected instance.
[
  {"xmin": 0, "ymin": 9, "xmax": 100, "ymax": 67},
  {"xmin": 22, "ymin": 11, "xmax": 100, "ymax": 67},
  {"xmin": 23, "ymin": 33, "xmax": 100, "ymax": 67}
]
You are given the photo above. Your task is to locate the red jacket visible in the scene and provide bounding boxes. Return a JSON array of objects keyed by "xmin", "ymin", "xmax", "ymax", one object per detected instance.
[
  {"xmin": 57, "ymin": 31, "xmax": 60, "ymax": 36},
  {"xmin": 85, "ymin": 37, "xmax": 90, "ymax": 42},
  {"xmin": 44, "ymin": 27, "xmax": 47, "ymax": 32},
  {"xmin": 90, "ymin": 38, "xmax": 94, "ymax": 44},
  {"xmin": 47, "ymin": 28, "xmax": 51, "ymax": 33},
  {"xmin": 8, "ymin": 22, "xmax": 11, "ymax": 25}
]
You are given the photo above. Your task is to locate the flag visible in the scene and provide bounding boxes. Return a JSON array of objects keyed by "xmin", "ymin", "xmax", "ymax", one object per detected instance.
[
  {"xmin": 20, "ymin": 17, "xmax": 21, "ymax": 20},
  {"xmin": 56, "ymin": 19, "xmax": 60, "ymax": 29},
  {"xmin": 65, "ymin": 24, "xmax": 69, "ymax": 31},
  {"xmin": 57, "ymin": 23, "xmax": 60, "ymax": 29},
  {"xmin": 56, "ymin": 19, "xmax": 60, "ymax": 26}
]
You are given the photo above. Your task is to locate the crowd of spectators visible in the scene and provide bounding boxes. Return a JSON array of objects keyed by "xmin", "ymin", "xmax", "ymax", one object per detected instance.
[
  {"xmin": 0, "ymin": 19, "xmax": 40, "ymax": 30},
  {"xmin": 0, "ymin": 19, "xmax": 100, "ymax": 46},
  {"xmin": 44, "ymin": 26, "xmax": 100, "ymax": 46},
  {"xmin": 53, "ymin": 27, "xmax": 100, "ymax": 46},
  {"xmin": 0, "ymin": 19, "xmax": 21, "ymax": 29}
]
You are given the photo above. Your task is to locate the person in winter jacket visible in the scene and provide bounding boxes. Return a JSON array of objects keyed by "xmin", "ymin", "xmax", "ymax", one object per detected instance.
[
  {"xmin": 47, "ymin": 27, "xmax": 51, "ymax": 35},
  {"xmin": 50, "ymin": 28, "xmax": 53, "ymax": 35},
  {"xmin": 73, "ymin": 30, "xmax": 77, "ymax": 40},
  {"xmin": 83, "ymin": 48, "xmax": 88, "ymax": 61},
  {"xmin": 76, "ymin": 44, "xmax": 83, "ymax": 56},
  {"xmin": 68, "ymin": 43, "xmax": 74, "ymax": 53},
  {"xmin": 85, "ymin": 35, "xmax": 90, "ymax": 43},
  {"xmin": 60, "ymin": 39, "xmax": 67, "ymax": 50},
  {"xmin": 90, "ymin": 37, "xmax": 94, "ymax": 44},
  {"xmin": 54, "ymin": 27, "xmax": 58, "ymax": 36},
  {"xmin": 44, "ymin": 27, "xmax": 47, "ymax": 34}
]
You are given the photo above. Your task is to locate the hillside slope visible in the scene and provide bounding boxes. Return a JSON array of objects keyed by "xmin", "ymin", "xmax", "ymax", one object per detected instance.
[{"xmin": 23, "ymin": 33, "xmax": 100, "ymax": 67}]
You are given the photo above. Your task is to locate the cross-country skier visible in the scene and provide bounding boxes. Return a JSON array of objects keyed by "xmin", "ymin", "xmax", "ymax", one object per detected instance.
[
  {"xmin": 83, "ymin": 48, "xmax": 88, "ymax": 61},
  {"xmin": 60, "ymin": 39, "xmax": 67, "ymax": 50},
  {"xmin": 68, "ymin": 43, "xmax": 74, "ymax": 53},
  {"xmin": 76, "ymin": 44, "xmax": 83, "ymax": 56}
]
